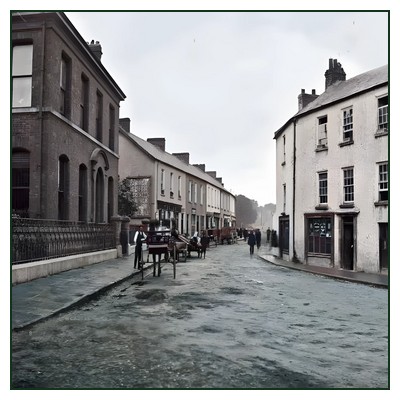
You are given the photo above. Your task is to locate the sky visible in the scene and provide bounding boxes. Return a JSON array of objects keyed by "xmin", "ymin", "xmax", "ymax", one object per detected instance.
[{"xmin": 60, "ymin": 10, "xmax": 390, "ymax": 206}]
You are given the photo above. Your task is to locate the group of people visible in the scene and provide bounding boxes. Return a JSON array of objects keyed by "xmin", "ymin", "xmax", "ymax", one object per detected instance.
[
  {"xmin": 133, "ymin": 226, "xmax": 211, "ymax": 270},
  {"xmin": 190, "ymin": 231, "xmax": 210, "ymax": 259},
  {"xmin": 133, "ymin": 224, "xmax": 263, "ymax": 269}
]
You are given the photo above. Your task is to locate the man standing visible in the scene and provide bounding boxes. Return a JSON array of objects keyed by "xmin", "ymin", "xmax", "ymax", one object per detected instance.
[
  {"xmin": 200, "ymin": 230, "xmax": 209, "ymax": 259},
  {"xmin": 255, "ymin": 229, "xmax": 261, "ymax": 250},
  {"xmin": 133, "ymin": 225, "xmax": 147, "ymax": 269},
  {"xmin": 247, "ymin": 230, "xmax": 256, "ymax": 256}
]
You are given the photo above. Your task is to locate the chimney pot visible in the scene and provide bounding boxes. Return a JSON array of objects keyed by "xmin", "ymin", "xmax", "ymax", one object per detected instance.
[
  {"xmin": 325, "ymin": 58, "xmax": 346, "ymax": 89},
  {"xmin": 89, "ymin": 40, "xmax": 102, "ymax": 60}
]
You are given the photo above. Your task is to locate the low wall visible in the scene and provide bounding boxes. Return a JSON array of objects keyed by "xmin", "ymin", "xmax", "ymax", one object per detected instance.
[{"xmin": 12, "ymin": 249, "xmax": 117, "ymax": 285}]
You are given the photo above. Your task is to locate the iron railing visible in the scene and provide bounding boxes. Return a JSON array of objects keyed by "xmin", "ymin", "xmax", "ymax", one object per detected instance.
[{"xmin": 12, "ymin": 218, "xmax": 116, "ymax": 265}]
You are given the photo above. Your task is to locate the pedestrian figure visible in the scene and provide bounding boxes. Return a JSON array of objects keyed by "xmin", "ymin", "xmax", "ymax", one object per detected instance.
[
  {"xmin": 247, "ymin": 230, "xmax": 256, "ymax": 256},
  {"xmin": 243, "ymin": 229, "xmax": 248, "ymax": 242},
  {"xmin": 266, "ymin": 227, "xmax": 271, "ymax": 244},
  {"xmin": 133, "ymin": 225, "xmax": 147, "ymax": 269},
  {"xmin": 200, "ymin": 230, "xmax": 209, "ymax": 259},
  {"xmin": 255, "ymin": 229, "xmax": 261, "ymax": 250}
]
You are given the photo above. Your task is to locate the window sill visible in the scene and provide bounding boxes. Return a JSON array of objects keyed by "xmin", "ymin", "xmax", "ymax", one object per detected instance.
[
  {"xmin": 339, "ymin": 140, "xmax": 354, "ymax": 147},
  {"xmin": 315, "ymin": 204, "xmax": 329, "ymax": 210},
  {"xmin": 374, "ymin": 200, "xmax": 388, "ymax": 207},
  {"xmin": 315, "ymin": 145, "xmax": 328, "ymax": 152},
  {"xmin": 375, "ymin": 130, "xmax": 388, "ymax": 138},
  {"xmin": 339, "ymin": 203, "xmax": 354, "ymax": 209}
]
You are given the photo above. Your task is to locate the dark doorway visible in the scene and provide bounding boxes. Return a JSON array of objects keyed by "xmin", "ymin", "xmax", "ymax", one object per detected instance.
[
  {"xmin": 342, "ymin": 216, "xmax": 354, "ymax": 270},
  {"xmin": 379, "ymin": 223, "xmax": 388, "ymax": 270},
  {"xmin": 279, "ymin": 217, "xmax": 289, "ymax": 257}
]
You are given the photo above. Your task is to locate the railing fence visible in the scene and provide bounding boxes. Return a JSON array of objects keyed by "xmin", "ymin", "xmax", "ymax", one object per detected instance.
[{"xmin": 12, "ymin": 218, "xmax": 116, "ymax": 265}]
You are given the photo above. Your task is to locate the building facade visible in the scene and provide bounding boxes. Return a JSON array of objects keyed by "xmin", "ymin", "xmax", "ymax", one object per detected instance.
[
  {"xmin": 12, "ymin": 12, "xmax": 125, "ymax": 222},
  {"xmin": 274, "ymin": 60, "xmax": 388, "ymax": 274},
  {"xmin": 118, "ymin": 119, "xmax": 236, "ymax": 236}
]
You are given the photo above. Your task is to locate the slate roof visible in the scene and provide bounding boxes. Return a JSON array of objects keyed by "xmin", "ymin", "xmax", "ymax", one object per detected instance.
[
  {"xmin": 274, "ymin": 64, "xmax": 388, "ymax": 139},
  {"xmin": 119, "ymin": 128, "xmax": 229, "ymax": 193}
]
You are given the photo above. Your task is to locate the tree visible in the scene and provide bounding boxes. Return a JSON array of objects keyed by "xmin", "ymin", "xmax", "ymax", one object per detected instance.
[
  {"xmin": 118, "ymin": 178, "xmax": 138, "ymax": 218},
  {"xmin": 236, "ymin": 194, "xmax": 258, "ymax": 227}
]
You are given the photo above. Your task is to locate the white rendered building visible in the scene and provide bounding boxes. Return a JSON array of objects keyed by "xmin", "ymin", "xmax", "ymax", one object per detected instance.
[{"xmin": 274, "ymin": 60, "xmax": 388, "ymax": 273}]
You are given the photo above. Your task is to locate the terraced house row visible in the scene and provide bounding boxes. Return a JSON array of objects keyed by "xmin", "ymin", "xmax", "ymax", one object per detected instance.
[{"xmin": 12, "ymin": 11, "xmax": 235, "ymax": 269}]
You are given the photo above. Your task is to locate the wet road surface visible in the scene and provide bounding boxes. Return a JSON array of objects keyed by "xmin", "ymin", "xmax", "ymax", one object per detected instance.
[{"xmin": 12, "ymin": 242, "xmax": 388, "ymax": 389}]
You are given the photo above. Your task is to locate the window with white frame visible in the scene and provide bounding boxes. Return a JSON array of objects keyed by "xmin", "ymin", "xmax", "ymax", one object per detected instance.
[
  {"xmin": 378, "ymin": 96, "xmax": 388, "ymax": 131},
  {"xmin": 188, "ymin": 180, "xmax": 192, "ymax": 202},
  {"xmin": 318, "ymin": 172, "xmax": 328, "ymax": 204},
  {"xmin": 161, "ymin": 169, "xmax": 165, "ymax": 194},
  {"xmin": 178, "ymin": 176, "xmax": 182, "ymax": 199},
  {"xmin": 343, "ymin": 167, "xmax": 354, "ymax": 203},
  {"xmin": 378, "ymin": 162, "xmax": 388, "ymax": 201},
  {"xmin": 194, "ymin": 183, "xmax": 198, "ymax": 204},
  {"xmin": 200, "ymin": 185, "xmax": 204, "ymax": 205},
  {"xmin": 12, "ymin": 44, "xmax": 33, "ymax": 108},
  {"xmin": 317, "ymin": 116, "xmax": 328, "ymax": 147},
  {"xmin": 343, "ymin": 108, "xmax": 353, "ymax": 142}
]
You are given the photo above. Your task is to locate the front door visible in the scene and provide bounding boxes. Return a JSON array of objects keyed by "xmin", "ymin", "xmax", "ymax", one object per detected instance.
[
  {"xmin": 379, "ymin": 223, "xmax": 388, "ymax": 270},
  {"xmin": 279, "ymin": 217, "xmax": 289, "ymax": 257},
  {"xmin": 342, "ymin": 217, "xmax": 354, "ymax": 270}
]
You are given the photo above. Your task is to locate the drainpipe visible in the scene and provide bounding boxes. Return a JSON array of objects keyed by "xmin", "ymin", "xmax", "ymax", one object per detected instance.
[
  {"xmin": 39, "ymin": 21, "xmax": 46, "ymax": 218},
  {"xmin": 292, "ymin": 118, "xmax": 299, "ymax": 263}
]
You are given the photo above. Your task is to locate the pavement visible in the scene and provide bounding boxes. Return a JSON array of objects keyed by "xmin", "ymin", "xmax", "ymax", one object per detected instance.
[{"xmin": 11, "ymin": 244, "xmax": 388, "ymax": 331}]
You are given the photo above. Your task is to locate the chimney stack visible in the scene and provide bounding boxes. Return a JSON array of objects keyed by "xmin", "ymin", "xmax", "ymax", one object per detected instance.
[
  {"xmin": 173, "ymin": 152, "xmax": 190, "ymax": 164},
  {"xmin": 298, "ymin": 88, "xmax": 319, "ymax": 111},
  {"xmin": 147, "ymin": 138, "xmax": 166, "ymax": 152},
  {"xmin": 88, "ymin": 40, "xmax": 102, "ymax": 60},
  {"xmin": 324, "ymin": 58, "xmax": 346, "ymax": 89},
  {"xmin": 206, "ymin": 171, "xmax": 217, "ymax": 179},
  {"xmin": 119, "ymin": 118, "xmax": 131, "ymax": 132},
  {"xmin": 193, "ymin": 164, "xmax": 206, "ymax": 172}
]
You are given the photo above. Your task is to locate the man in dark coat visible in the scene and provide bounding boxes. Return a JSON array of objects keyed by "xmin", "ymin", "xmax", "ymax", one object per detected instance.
[
  {"xmin": 200, "ymin": 230, "xmax": 209, "ymax": 259},
  {"xmin": 255, "ymin": 229, "xmax": 261, "ymax": 250},
  {"xmin": 247, "ymin": 230, "xmax": 256, "ymax": 256}
]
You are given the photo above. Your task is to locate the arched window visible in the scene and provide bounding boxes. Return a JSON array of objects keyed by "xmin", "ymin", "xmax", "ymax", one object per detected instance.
[
  {"xmin": 58, "ymin": 155, "xmax": 69, "ymax": 220},
  {"xmin": 79, "ymin": 164, "xmax": 88, "ymax": 221},
  {"xmin": 12, "ymin": 150, "xmax": 30, "ymax": 216},
  {"xmin": 95, "ymin": 168, "xmax": 104, "ymax": 222}
]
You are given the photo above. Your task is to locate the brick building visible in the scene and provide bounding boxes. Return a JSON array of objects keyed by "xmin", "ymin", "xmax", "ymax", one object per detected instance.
[{"xmin": 12, "ymin": 12, "xmax": 126, "ymax": 222}]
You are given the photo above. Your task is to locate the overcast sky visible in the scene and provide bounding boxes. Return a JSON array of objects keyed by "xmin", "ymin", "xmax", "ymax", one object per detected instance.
[{"xmin": 64, "ymin": 10, "xmax": 388, "ymax": 206}]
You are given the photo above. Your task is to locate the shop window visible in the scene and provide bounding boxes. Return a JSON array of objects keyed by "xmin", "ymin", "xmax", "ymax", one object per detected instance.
[{"xmin": 307, "ymin": 216, "xmax": 332, "ymax": 255}]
